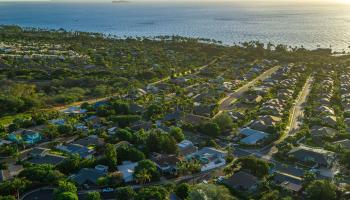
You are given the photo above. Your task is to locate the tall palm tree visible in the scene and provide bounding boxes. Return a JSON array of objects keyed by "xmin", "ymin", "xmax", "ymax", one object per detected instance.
[
  {"xmin": 135, "ymin": 169, "xmax": 151, "ymax": 185},
  {"xmin": 176, "ymin": 161, "xmax": 189, "ymax": 176},
  {"xmin": 12, "ymin": 178, "xmax": 26, "ymax": 200}
]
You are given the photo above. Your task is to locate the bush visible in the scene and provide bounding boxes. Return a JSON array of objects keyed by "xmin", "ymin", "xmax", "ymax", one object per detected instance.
[
  {"xmin": 115, "ymin": 186, "xmax": 136, "ymax": 200},
  {"xmin": 175, "ymin": 183, "xmax": 190, "ymax": 199},
  {"xmin": 199, "ymin": 122, "xmax": 220, "ymax": 137}
]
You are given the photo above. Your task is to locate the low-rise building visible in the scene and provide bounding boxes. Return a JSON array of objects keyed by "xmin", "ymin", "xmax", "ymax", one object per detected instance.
[
  {"xmin": 223, "ymin": 171, "xmax": 258, "ymax": 191},
  {"xmin": 70, "ymin": 168, "xmax": 106, "ymax": 186},
  {"xmin": 189, "ymin": 147, "xmax": 227, "ymax": 172},
  {"xmin": 8, "ymin": 130, "xmax": 42, "ymax": 145},
  {"xmin": 310, "ymin": 126, "xmax": 337, "ymax": 139},
  {"xmin": 117, "ymin": 161, "xmax": 138, "ymax": 183},
  {"xmin": 28, "ymin": 147, "xmax": 66, "ymax": 166},
  {"xmin": 239, "ymin": 128, "xmax": 269, "ymax": 145},
  {"xmin": 151, "ymin": 153, "xmax": 182, "ymax": 174},
  {"xmin": 321, "ymin": 115, "xmax": 337, "ymax": 127},
  {"xmin": 289, "ymin": 145, "xmax": 336, "ymax": 168},
  {"xmin": 62, "ymin": 106, "xmax": 87, "ymax": 115},
  {"xmin": 243, "ymin": 94, "xmax": 263, "ymax": 104},
  {"xmin": 333, "ymin": 139, "xmax": 350, "ymax": 151},
  {"xmin": 56, "ymin": 143, "xmax": 95, "ymax": 159},
  {"xmin": 74, "ymin": 135, "xmax": 104, "ymax": 147},
  {"xmin": 250, "ymin": 115, "xmax": 281, "ymax": 133},
  {"xmin": 177, "ymin": 140, "xmax": 198, "ymax": 157}
]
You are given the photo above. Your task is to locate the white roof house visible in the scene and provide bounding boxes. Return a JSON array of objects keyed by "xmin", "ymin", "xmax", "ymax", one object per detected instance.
[{"xmin": 188, "ymin": 147, "xmax": 227, "ymax": 172}]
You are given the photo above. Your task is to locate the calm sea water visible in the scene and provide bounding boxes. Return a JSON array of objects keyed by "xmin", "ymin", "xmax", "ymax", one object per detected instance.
[{"xmin": 0, "ymin": 1, "xmax": 350, "ymax": 51}]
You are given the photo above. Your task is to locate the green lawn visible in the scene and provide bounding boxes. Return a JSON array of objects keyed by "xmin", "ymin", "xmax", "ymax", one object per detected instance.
[{"xmin": 0, "ymin": 113, "xmax": 31, "ymax": 126}]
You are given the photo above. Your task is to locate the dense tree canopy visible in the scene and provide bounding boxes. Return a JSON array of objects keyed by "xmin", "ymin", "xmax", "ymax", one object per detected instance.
[
  {"xmin": 135, "ymin": 186, "xmax": 169, "ymax": 200},
  {"xmin": 305, "ymin": 180, "xmax": 337, "ymax": 200},
  {"xmin": 188, "ymin": 184, "xmax": 237, "ymax": 200}
]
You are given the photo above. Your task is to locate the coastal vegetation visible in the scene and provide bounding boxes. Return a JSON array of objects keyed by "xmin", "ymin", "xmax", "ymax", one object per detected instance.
[{"xmin": 0, "ymin": 25, "xmax": 350, "ymax": 200}]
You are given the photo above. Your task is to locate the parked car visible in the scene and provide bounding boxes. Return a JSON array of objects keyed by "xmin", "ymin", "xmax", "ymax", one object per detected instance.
[{"xmin": 102, "ymin": 188, "xmax": 114, "ymax": 193}]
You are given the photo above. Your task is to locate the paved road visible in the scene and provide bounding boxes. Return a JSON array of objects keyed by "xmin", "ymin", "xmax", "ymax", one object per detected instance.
[
  {"xmin": 288, "ymin": 76, "xmax": 313, "ymax": 135},
  {"xmin": 258, "ymin": 76, "xmax": 313, "ymax": 160},
  {"xmin": 149, "ymin": 56, "xmax": 223, "ymax": 86},
  {"xmin": 233, "ymin": 147, "xmax": 306, "ymax": 179},
  {"xmin": 218, "ymin": 65, "xmax": 280, "ymax": 112},
  {"xmin": 21, "ymin": 188, "xmax": 54, "ymax": 200},
  {"xmin": 47, "ymin": 56, "xmax": 223, "ymax": 112}
]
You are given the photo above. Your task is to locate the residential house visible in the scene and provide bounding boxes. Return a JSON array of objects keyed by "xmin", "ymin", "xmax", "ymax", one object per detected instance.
[
  {"xmin": 117, "ymin": 161, "xmax": 138, "ymax": 183},
  {"xmin": 146, "ymin": 84, "xmax": 160, "ymax": 93},
  {"xmin": 181, "ymin": 114, "xmax": 209, "ymax": 126},
  {"xmin": 193, "ymin": 104, "xmax": 216, "ymax": 117},
  {"xmin": 107, "ymin": 127, "xmax": 118, "ymax": 135},
  {"xmin": 0, "ymin": 139, "xmax": 12, "ymax": 146},
  {"xmin": 56, "ymin": 143, "xmax": 95, "ymax": 159},
  {"xmin": 239, "ymin": 128, "xmax": 269, "ymax": 145},
  {"xmin": 318, "ymin": 97, "xmax": 331, "ymax": 105},
  {"xmin": 127, "ymin": 88, "xmax": 147, "ymax": 99},
  {"xmin": 150, "ymin": 153, "xmax": 182, "ymax": 174},
  {"xmin": 170, "ymin": 77, "xmax": 188, "ymax": 86},
  {"xmin": 85, "ymin": 115, "xmax": 103, "ymax": 128},
  {"xmin": 189, "ymin": 147, "xmax": 227, "ymax": 172},
  {"xmin": 228, "ymin": 111, "xmax": 245, "ymax": 122},
  {"xmin": 289, "ymin": 145, "xmax": 336, "ymax": 167},
  {"xmin": 49, "ymin": 119, "xmax": 66, "ymax": 126},
  {"xmin": 93, "ymin": 101, "xmax": 108, "ymax": 109},
  {"xmin": 162, "ymin": 111, "xmax": 182, "ymax": 123},
  {"xmin": 277, "ymin": 89, "xmax": 294, "ymax": 100},
  {"xmin": 333, "ymin": 139, "xmax": 350, "ymax": 151},
  {"xmin": 29, "ymin": 147, "xmax": 50, "ymax": 157},
  {"xmin": 8, "ymin": 130, "xmax": 42, "ymax": 145},
  {"xmin": 62, "ymin": 106, "xmax": 87, "ymax": 115},
  {"xmin": 95, "ymin": 165, "xmax": 109, "ymax": 173},
  {"xmin": 280, "ymin": 181, "xmax": 303, "ymax": 193},
  {"xmin": 177, "ymin": 140, "xmax": 198, "ymax": 157},
  {"xmin": 130, "ymin": 121, "xmax": 153, "ymax": 131},
  {"xmin": 243, "ymin": 94, "xmax": 263, "ymax": 104},
  {"xmin": 129, "ymin": 104, "xmax": 144, "ymax": 114},
  {"xmin": 273, "ymin": 171, "xmax": 302, "ymax": 186},
  {"xmin": 74, "ymin": 135, "xmax": 104, "ymax": 147},
  {"xmin": 223, "ymin": 171, "xmax": 258, "ymax": 191},
  {"xmin": 344, "ymin": 118, "xmax": 350, "ymax": 132},
  {"xmin": 316, "ymin": 106, "xmax": 335, "ymax": 116},
  {"xmin": 310, "ymin": 126, "xmax": 337, "ymax": 139},
  {"xmin": 28, "ymin": 147, "xmax": 66, "ymax": 166},
  {"xmin": 70, "ymin": 168, "xmax": 106, "ymax": 186},
  {"xmin": 321, "ymin": 115, "xmax": 337, "ymax": 127},
  {"xmin": 252, "ymin": 86, "xmax": 270, "ymax": 96},
  {"xmin": 250, "ymin": 115, "xmax": 282, "ymax": 133},
  {"xmin": 260, "ymin": 105, "xmax": 283, "ymax": 117}
]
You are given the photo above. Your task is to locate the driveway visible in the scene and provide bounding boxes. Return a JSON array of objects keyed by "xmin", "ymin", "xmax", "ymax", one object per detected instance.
[{"xmin": 22, "ymin": 188, "xmax": 54, "ymax": 200}]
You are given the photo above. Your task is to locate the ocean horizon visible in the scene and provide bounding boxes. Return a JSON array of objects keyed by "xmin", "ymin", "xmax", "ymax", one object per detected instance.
[{"xmin": 1, "ymin": 1, "xmax": 350, "ymax": 51}]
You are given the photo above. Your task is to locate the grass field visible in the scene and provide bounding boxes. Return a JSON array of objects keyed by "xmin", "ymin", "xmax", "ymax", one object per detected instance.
[{"xmin": 0, "ymin": 113, "xmax": 31, "ymax": 126}]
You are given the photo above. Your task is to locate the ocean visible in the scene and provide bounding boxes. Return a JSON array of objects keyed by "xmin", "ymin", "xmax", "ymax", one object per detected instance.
[{"xmin": 0, "ymin": 1, "xmax": 350, "ymax": 51}]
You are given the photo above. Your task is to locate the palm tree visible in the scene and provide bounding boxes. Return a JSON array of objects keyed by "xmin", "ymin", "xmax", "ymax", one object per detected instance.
[
  {"xmin": 176, "ymin": 161, "xmax": 189, "ymax": 176},
  {"xmin": 135, "ymin": 169, "xmax": 151, "ymax": 185},
  {"xmin": 12, "ymin": 178, "xmax": 27, "ymax": 200}
]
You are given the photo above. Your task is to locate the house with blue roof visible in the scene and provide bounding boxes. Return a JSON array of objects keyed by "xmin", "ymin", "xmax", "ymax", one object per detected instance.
[
  {"xmin": 239, "ymin": 128, "xmax": 269, "ymax": 145},
  {"xmin": 93, "ymin": 101, "xmax": 108, "ymax": 109},
  {"xmin": 8, "ymin": 130, "xmax": 42, "ymax": 145}
]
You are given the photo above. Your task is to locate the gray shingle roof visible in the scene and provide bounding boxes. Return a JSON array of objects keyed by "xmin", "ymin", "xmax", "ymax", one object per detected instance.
[
  {"xmin": 70, "ymin": 168, "xmax": 105, "ymax": 186},
  {"xmin": 224, "ymin": 171, "xmax": 258, "ymax": 190}
]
